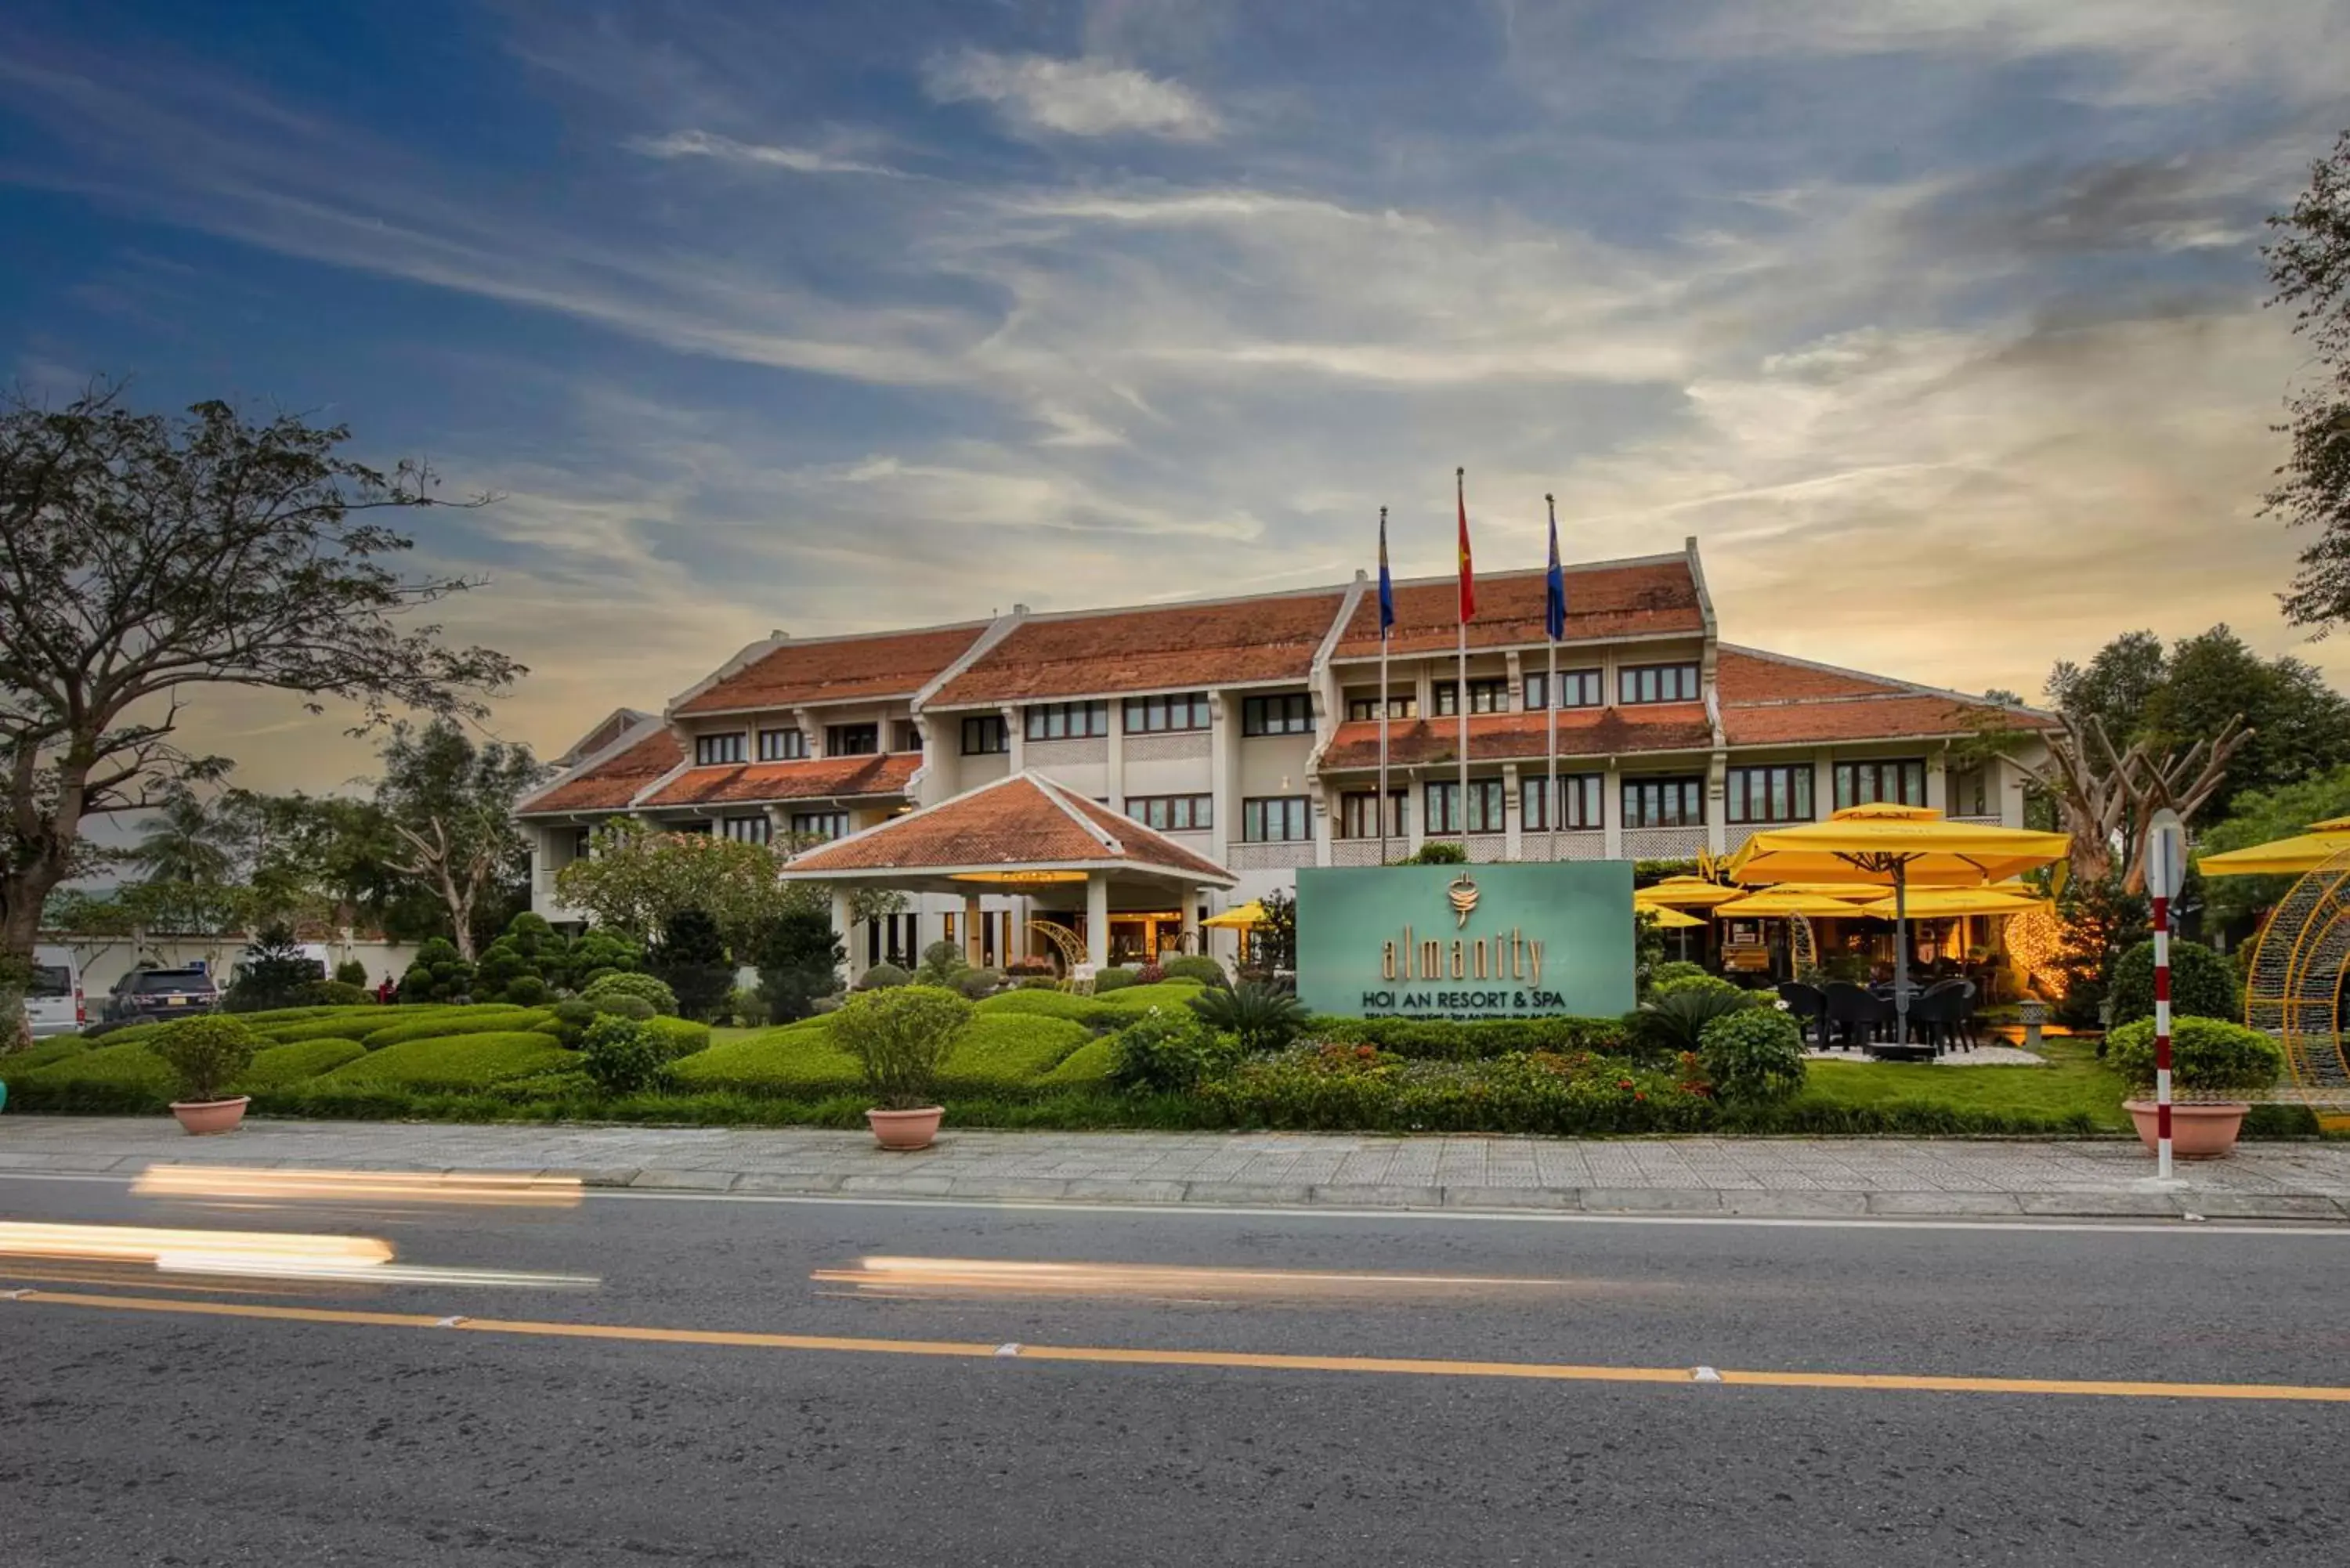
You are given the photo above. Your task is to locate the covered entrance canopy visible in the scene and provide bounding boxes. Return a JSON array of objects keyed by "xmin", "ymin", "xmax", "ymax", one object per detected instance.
[{"xmin": 777, "ymin": 771, "xmax": 1237, "ymax": 975}]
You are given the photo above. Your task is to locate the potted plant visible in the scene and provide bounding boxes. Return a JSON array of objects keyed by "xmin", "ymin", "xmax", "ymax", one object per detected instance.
[
  {"xmin": 830, "ymin": 985, "xmax": 971, "ymax": 1150},
  {"xmin": 2105, "ymin": 1016, "xmax": 2286, "ymax": 1158},
  {"xmin": 154, "ymin": 1015, "xmax": 262, "ymax": 1135}
]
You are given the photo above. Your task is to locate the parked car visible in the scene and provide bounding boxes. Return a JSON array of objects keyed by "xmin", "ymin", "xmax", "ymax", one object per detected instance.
[
  {"xmin": 25, "ymin": 945, "xmax": 85, "ymax": 1039},
  {"xmin": 103, "ymin": 966, "xmax": 220, "ymax": 1023}
]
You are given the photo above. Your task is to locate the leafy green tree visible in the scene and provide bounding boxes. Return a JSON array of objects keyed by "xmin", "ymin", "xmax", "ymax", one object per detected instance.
[
  {"xmin": 2050, "ymin": 876, "xmax": 2150, "ymax": 1028},
  {"xmin": 0, "ymin": 384, "xmax": 519, "ymax": 970},
  {"xmin": 2046, "ymin": 630, "xmax": 2166, "ymax": 744},
  {"xmin": 2140, "ymin": 626, "xmax": 2350, "ymax": 815},
  {"xmin": 223, "ymin": 923, "xmax": 323, "ymax": 1013},
  {"xmin": 552, "ymin": 819, "xmax": 895, "ymax": 954},
  {"xmin": 1250, "ymin": 889, "xmax": 1297, "ymax": 974},
  {"xmin": 376, "ymin": 717, "xmax": 544, "ymax": 961},
  {"xmin": 650, "ymin": 906, "xmax": 732, "ymax": 1023},
  {"xmin": 126, "ymin": 783, "xmax": 244, "ymax": 887},
  {"xmin": 756, "ymin": 909, "xmax": 843, "ymax": 1024},
  {"xmin": 2265, "ymin": 128, "xmax": 2350, "ymax": 629}
]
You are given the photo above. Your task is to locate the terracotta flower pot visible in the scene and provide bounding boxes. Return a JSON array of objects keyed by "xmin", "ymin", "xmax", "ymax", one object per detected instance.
[
  {"xmin": 171, "ymin": 1096, "xmax": 251, "ymax": 1136},
  {"xmin": 2124, "ymin": 1100, "xmax": 2247, "ymax": 1159},
  {"xmin": 866, "ymin": 1106, "xmax": 942, "ymax": 1151}
]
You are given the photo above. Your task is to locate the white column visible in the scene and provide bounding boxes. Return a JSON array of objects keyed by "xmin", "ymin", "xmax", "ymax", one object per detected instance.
[
  {"xmin": 830, "ymin": 887, "xmax": 857, "ymax": 990},
  {"xmin": 1405, "ymin": 770, "xmax": 1426, "ymax": 857},
  {"xmin": 1003, "ymin": 704, "xmax": 1024, "ymax": 773},
  {"xmin": 1207, "ymin": 692, "xmax": 1235, "ymax": 869},
  {"xmin": 1085, "ymin": 873, "xmax": 1111, "ymax": 969},
  {"xmin": 1705, "ymin": 750, "xmax": 1728, "ymax": 856},
  {"xmin": 1603, "ymin": 762, "xmax": 1624, "ymax": 858},
  {"xmin": 1926, "ymin": 742, "xmax": 1949, "ymax": 812},
  {"xmin": 1179, "ymin": 887, "xmax": 1200, "ymax": 954},
  {"xmin": 1105, "ymin": 695, "xmax": 1126, "ymax": 811},
  {"xmin": 1502, "ymin": 762, "xmax": 1522, "ymax": 861},
  {"xmin": 964, "ymin": 892, "xmax": 985, "ymax": 968}
]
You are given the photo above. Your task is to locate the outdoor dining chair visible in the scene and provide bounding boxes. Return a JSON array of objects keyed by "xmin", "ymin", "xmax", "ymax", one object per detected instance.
[
  {"xmin": 1776, "ymin": 981, "xmax": 1827, "ymax": 1047},
  {"xmin": 1821, "ymin": 982, "xmax": 1891, "ymax": 1052}
]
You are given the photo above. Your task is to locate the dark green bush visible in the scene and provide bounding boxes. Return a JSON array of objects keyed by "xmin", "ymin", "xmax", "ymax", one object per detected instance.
[
  {"xmin": 399, "ymin": 938, "xmax": 475, "ymax": 1003},
  {"xmin": 503, "ymin": 974, "xmax": 550, "ymax": 1008},
  {"xmin": 831, "ymin": 985, "xmax": 972, "ymax": 1108},
  {"xmin": 1301, "ymin": 1015, "xmax": 1632, "ymax": 1060},
  {"xmin": 544, "ymin": 998, "xmax": 600, "ymax": 1047},
  {"xmin": 954, "ymin": 967, "xmax": 1003, "ymax": 1000},
  {"xmin": 579, "ymin": 1016, "xmax": 674, "ymax": 1095},
  {"xmin": 1696, "ymin": 1008, "xmax": 1806, "ymax": 1104},
  {"xmin": 651, "ymin": 908, "xmax": 732, "ymax": 1022},
  {"xmin": 854, "ymin": 962, "xmax": 910, "ymax": 992},
  {"xmin": 582, "ymin": 970, "xmax": 678, "ymax": 1016},
  {"xmin": 1108, "ymin": 1008, "xmax": 1240, "ymax": 1093},
  {"xmin": 914, "ymin": 939, "xmax": 967, "ymax": 986},
  {"xmin": 1646, "ymin": 960, "xmax": 1710, "ymax": 989},
  {"xmin": 1188, "ymin": 981, "xmax": 1308, "ymax": 1052},
  {"xmin": 334, "ymin": 959, "xmax": 370, "ymax": 988},
  {"xmin": 152, "ymin": 1015, "xmax": 262, "ymax": 1101},
  {"xmin": 301, "ymin": 979, "xmax": 374, "ymax": 1007},
  {"xmin": 1090, "ymin": 966, "xmax": 1137, "ymax": 993},
  {"xmin": 1159, "ymin": 955, "xmax": 1227, "ymax": 988},
  {"xmin": 1399, "ymin": 840, "xmax": 1467, "ymax": 865},
  {"xmin": 756, "ymin": 909, "xmax": 843, "ymax": 1023},
  {"xmin": 1649, "ymin": 972, "xmax": 1748, "ymax": 1002},
  {"xmin": 592, "ymin": 993, "xmax": 657, "ymax": 1022},
  {"xmin": 1632, "ymin": 988, "xmax": 1753, "ymax": 1053},
  {"xmin": 2105, "ymin": 1017, "xmax": 2285, "ymax": 1094},
  {"xmin": 565, "ymin": 928, "xmax": 644, "ymax": 989},
  {"xmin": 1198, "ymin": 1042, "xmax": 1712, "ymax": 1135},
  {"xmin": 2107, "ymin": 940, "xmax": 2241, "ymax": 1026},
  {"xmin": 224, "ymin": 926, "xmax": 324, "ymax": 1013},
  {"xmin": 475, "ymin": 912, "xmax": 572, "ymax": 1003}
]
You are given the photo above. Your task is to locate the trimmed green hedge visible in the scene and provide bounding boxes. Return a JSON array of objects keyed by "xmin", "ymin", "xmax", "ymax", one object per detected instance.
[
  {"xmin": 360, "ymin": 1007, "xmax": 550, "ymax": 1051},
  {"xmin": 236, "ymin": 1037, "xmax": 367, "ymax": 1090},
  {"xmin": 641, "ymin": 1016, "xmax": 713, "ymax": 1059},
  {"xmin": 671, "ymin": 1022, "xmax": 862, "ymax": 1096},
  {"xmin": 1092, "ymin": 981, "xmax": 1206, "ymax": 1010},
  {"xmin": 1037, "ymin": 1036, "xmax": 1115, "ymax": 1087},
  {"xmin": 975, "ymin": 989, "xmax": 1114, "ymax": 1023},
  {"xmin": 6, "ymin": 1036, "xmax": 92, "ymax": 1072},
  {"xmin": 322, "ymin": 1031, "xmax": 579, "ymax": 1090},
  {"xmin": 1302, "ymin": 1014, "xmax": 1630, "ymax": 1060},
  {"xmin": 938, "ymin": 1016, "xmax": 1091, "ymax": 1093},
  {"xmin": 16, "ymin": 1041, "xmax": 175, "ymax": 1108},
  {"xmin": 255, "ymin": 1015, "xmax": 402, "ymax": 1046}
]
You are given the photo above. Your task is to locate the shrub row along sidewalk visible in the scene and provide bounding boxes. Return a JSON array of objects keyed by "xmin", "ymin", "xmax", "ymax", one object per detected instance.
[{"xmin": 6, "ymin": 1118, "xmax": 2350, "ymax": 1222}]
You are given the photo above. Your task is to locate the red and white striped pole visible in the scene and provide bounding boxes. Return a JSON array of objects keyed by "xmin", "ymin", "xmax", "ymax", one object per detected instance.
[
  {"xmin": 2153, "ymin": 891, "xmax": 2173, "ymax": 1181},
  {"xmin": 2146, "ymin": 808, "xmax": 2186, "ymax": 1184}
]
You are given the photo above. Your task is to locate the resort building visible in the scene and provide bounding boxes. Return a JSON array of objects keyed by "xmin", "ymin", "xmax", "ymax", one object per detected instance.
[{"xmin": 515, "ymin": 539, "xmax": 2052, "ymax": 974}]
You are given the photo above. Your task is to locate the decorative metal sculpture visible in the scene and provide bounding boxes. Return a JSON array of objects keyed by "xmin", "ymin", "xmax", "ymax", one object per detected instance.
[
  {"xmin": 2242, "ymin": 844, "xmax": 2350, "ymax": 1104},
  {"xmin": 1788, "ymin": 913, "xmax": 1817, "ymax": 979},
  {"xmin": 1024, "ymin": 919, "xmax": 1089, "ymax": 988}
]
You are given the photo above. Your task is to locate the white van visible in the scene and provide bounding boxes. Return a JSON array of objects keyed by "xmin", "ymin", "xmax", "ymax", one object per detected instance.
[{"xmin": 25, "ymin": 945, "xmax": 85, "ymax": 1039}]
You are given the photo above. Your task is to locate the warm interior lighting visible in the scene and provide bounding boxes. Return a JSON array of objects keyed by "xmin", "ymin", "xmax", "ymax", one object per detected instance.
[{"xmin": 945, "ymin": 870, "xmax": 1089, "ymax": 885}]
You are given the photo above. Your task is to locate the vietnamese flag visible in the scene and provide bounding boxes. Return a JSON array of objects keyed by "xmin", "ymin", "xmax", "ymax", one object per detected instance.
[{"xmin": 1455, "ymin": 467, "xmax": 1475, "ymax": 622}]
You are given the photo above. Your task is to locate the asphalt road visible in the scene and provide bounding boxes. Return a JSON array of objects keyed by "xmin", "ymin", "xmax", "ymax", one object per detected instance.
[{"xmin": 4, "ymin": 1173, "xmax": 2348, "ymax": 1566}]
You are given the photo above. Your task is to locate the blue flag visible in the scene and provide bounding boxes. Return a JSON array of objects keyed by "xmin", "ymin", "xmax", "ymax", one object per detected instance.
[
  {"xmin": 1543, "ymin": 494, "xmax": 1566, "ymax": 641},
  {"xmin": 1377, "ymin": 508, "xmax": 1395, "ymax": 638}
]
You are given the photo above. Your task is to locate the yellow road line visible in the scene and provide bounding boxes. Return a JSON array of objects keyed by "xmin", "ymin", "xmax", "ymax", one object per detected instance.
[{"xmin": 10, "ymin": 1288, "xmax": 2350, "ymax": 1404}]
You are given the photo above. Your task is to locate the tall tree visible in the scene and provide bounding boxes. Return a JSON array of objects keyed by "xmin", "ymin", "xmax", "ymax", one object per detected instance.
[
  {"xmin": 2142, "ymin": 625, "xmax": 2350, "ymax": 815},
  {"xmin": 125, "ymin": 782, "xmax": 244, "ymax": 886},
  {"xmin": 0, "ymin": 385, "xmax": 519, "ymax": 966},
  {"xmin": 2266, "ymin": 128, "xmax": 2350, "ymax": 627},
  {"xmin": 374, "ymin": 717, "xmax": 544, "ymax": 961},
  {"xmin": 2045, "ymin": 630, "xmax": 2166, "ymax": 743}
]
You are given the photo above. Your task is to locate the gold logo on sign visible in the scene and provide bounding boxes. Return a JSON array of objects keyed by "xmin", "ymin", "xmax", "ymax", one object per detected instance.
[{"xmin": 1446, "ymin": 873, "xmax": 1479, "ymax": 928}]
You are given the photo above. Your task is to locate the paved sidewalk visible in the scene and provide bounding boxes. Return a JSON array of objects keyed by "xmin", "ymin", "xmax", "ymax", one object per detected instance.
[{"xmin": 6, "ymin": 1117, "xmax": 2350, "ymax": 1220}]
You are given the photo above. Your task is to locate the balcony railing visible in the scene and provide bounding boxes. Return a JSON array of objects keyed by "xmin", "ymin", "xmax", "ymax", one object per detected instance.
[
  {"xmin": 1227, "ymin": 840, "xmax": 1318, "ymax": 871},
  {"xmin": 1518, "ymin": 829, "xmax": 1608, "ymax": 862},
  {"xmin": 1622, "ymin": 826, "xmax": 1709, "ymax": 861}
]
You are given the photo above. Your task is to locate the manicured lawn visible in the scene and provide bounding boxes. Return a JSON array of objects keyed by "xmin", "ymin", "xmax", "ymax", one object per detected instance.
[{"xmin": 1781, "ymin": 1039, "xmax": 2131, "ymax": 1133}]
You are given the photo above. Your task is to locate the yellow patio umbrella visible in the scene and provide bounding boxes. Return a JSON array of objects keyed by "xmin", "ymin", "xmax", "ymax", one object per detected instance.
[
  {"xmin": 1730, "ymin": 803, "xmax": 2070, "ymax": 1036},
  {"xmin": 1633, "ymin": 876, "xmax": 1743, "ymax": 909},
  {"xmin": 1712, "ymin": 889, "xmax": 1881, "ymax": 919},
  {"xmin": 1730, "ymin": 881, "xmax": 1881, "ymax": 901},
  {"xmin": 1200, "ymin": 901, "xmax": 1264, "ymax": 929},
  {"xmin": 1851, "ymin": 887, "xmax": 2044, "ymax": 919},
  {"xmin": 2195, "ymin": 817, "xmax": 2350, "ymax": 878},
  {"xmin": 1643, "ymin": 905, "xmax": 1707, "ymax": 929}
]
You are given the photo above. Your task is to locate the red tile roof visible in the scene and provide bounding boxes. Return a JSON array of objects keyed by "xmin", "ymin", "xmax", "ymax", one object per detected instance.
[
  {"xmin": 928, "ymin": 591, "xmax": 1348, "ymax": 707},
  {"xmin": 1319, "ymin": 706, "xmax": 1714, "ymax": 769},
  {"xmin": 1715, "ymin": 646, "xmax": 1906, "ymax": 703},
  {"xmin": 1715, "ymin": 645, "xmax": 2055, "ymax": 747},
  {"xmin": 1333, "ymin": 558, "xmax": 1701, "ymax": 659},
  {"xmin": 674, "ymin": 623, "xmax": 989, "ymax": 716},
  {"xmin": 517, "ymin": 728, "xmax": 682, "ymax": 815},
  {"xmin": 636, "ymin": 752, "xmax": 921, "ymax": 808},
  {"xmin": 781, "ymin": 773, "xmax": 1233, "ymax": 883}
]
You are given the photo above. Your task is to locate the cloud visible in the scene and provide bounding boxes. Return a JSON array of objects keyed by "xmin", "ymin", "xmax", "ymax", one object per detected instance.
[
  {"xmin": 627, "ymin": 128, "xmax": 909, "ymax": 179},
  {"xmin": 922, "ymin": 49, "xmax": 1220, "ymax": 140}
]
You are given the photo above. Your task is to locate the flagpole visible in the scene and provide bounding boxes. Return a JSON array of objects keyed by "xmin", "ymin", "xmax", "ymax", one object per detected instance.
[
  {"xmin": 1455, "ymin": 467, "xmax": 1470, "ymax": 852},
  {"xmin": 1376, "ymin": 507, "xmax": 1390, "ymax": 868},
  {"xmin": 1546, "ymin": 497, "xmax": 1559, "ymax": 864}
]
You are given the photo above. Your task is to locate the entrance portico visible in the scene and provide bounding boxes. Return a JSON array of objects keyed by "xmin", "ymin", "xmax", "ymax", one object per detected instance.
[{"xmin": 779, "ymin": 772, "xmax": 1237, "ymax": 984}]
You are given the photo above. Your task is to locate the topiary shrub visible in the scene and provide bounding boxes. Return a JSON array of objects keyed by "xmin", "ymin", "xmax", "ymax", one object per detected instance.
[
  {"xmin": 334, "ymin": 959, "xmax": 370, "ymax": 988},
  {"xmin": 543, "ymin": 998, "xmax": 600, "ymax": 1047},
  {"xmin": 502, "ymin": 974, "xmax": 550, "ymax": 1008},
  {"xmin": 399, "ymin": 938, "xmax": 475, "ymax": 1003},
  {"xmin": 1109, "ymin": 1007, "xmax": 1240, "ymax": 1093},
  {"xmin": 914, "ymin": 938, "xmax": 969, "ymax": 987},
  {"xmin": 1649, "ymin": 972, "xmax": 1746, "ymax": 1003},
  {"xmin": 475, "ymin": 912, "xmax": 572, "ymax": 1004},
  {"xmin": 1697, "ymin": 1008, "xmax": 1806, "ymax": 1104},
  {"xmin": 1090, "ymin": 966, "xmax": 1137, "ymax": 993},
  {"xmin": 563, "ymin": 928, "xmax": 644, "ymax": 991},
  {"xmin": 152, "ymin": 1015, "xmax": 262, "ymax": 1103},
  {"xmin": 1188, "ymin": 981, "xmax": 1308, "ymax": 1053},
  {"xmin": 642, "ymin": 1015, "xmax": 712, "ymax": 1059},
  {"xmin": 854, "ymin": 962, "xmax": 910, "ymax": 992},
  {"xmin": 651, "ymin": 907, "xmax": 732, "ymax": 1022},
  {"xmin": 830, "ymin": 985, "xmax": 973, "ymax": 1109},
  {"xmin": 1644, "ymin": 959, "xmax": 1709, "ymax": 992},
  {"xmin": 2107, "ymin": 939, "xmax": 2241, "ymax": 1026},
  {"xmin": 2105, "ymin": 1017, "xmax": 2286, "ymax": 1097},
  {"xmin": 1160, "ymin": 955, "xmax": 1227, "ymax": 988},
  {"xmin": 579, "ymin": 1015, "xmax": 675, "ymax": 1095},
  {"xmin": 581, "ymin": 970, "xmax": 678, "ymax": 1016},
  {"xmin": 954, "ymin": 967, "xmax": 1002, "ymax": 1000},
  {"xmin": 592, "ymin": 993, "xmax": 657, "ymax": 1022},
  {"xmin": 300, "ymin": 978, "xmax": 374, "ymax": 1007}
]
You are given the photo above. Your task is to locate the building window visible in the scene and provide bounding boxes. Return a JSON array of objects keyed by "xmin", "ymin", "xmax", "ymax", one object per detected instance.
[
  {"xmin": 1622, "ymin": 777, "xmax": 1705, "ymax": 829},
  {"xmin": 719, "ymin": 815, "xmax": 772, "ymax": 844},
  {"xmin": 1835, "ymin": 758, "xmax": 1927, "ymax": 809},
  {"xmin": 826, "ymin": 724, "xmax": 879, "ymax": 757},
  {"xmin": 1125, "ymin": 794, "xmax": 1212, "ymax": 832},
  {"xmin": 1242, "ymin": 693, "xmax": 1314, "ymax": 735},
  {"xmin": 789, "ymin": 811, "xmax": 849, "ymax": 842},
  {"xmin": 1424, "ymin": 779, "xmax": 1505, "ymax": 834},
  {"xmin": 1242, "ymin": 796, "xmax": 1311, "ymax": 843},
  {"xmin": 1347, "ymin": 693, "xmax": 1417, "ymax": 722},
  {"xmin": 1123, "ymin": 692, "xmax": 1212, "ymax": 733},
  {"xmin": 1432, "ymin": 678, "xmax": 1510, "ymax": 717},
  {"xmin": 757, "ymin": 727, "xmax": 807, "ymax": 762},
  {"xmin": 671, "ymin": 819, "xmax": 714, "ymax": 835},
  {"xmin": 1948, "ymin": 764, "xmax": 1990, "ymax": 818},
  {"xmin": 1619, "ymin": 663, "xmax": 1701, "ymax": 705},
  {"xmin": 1726, "ymin": 764, "xmax": 1814, "ymax": 825},
  {"xmin": 693, "ymin": 732, "xmax": 746, "ymax": 766},
  {"xmin": 1024, "ymin": 700, "xmax": 1109, "ymax": 740},
  {"xmin": 893, "ymin": 721, "xmax": 920, "ymax": 753},
  {"xmin": 960, "ymin": 714, "xmax": 1007, "ymax": 755},
  {"xmin": 1524, "ymin": 670, "xmax": 1603, "ymax": 710},
  {"xmin": 1522, "ymin": 774, "xmax": 1603, "ymax": 831},
  {"xmin": 569, "ymin": 826, "xmax": 592, "ymax": 861},
  {"xmin": 1340, "ymin": 789, "xmax": 1408, "ymax": 840}
]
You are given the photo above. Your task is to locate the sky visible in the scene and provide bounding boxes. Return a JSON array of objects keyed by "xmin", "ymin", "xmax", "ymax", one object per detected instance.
[{"xmin": 2, "ymin": 0, "xmax": 2346, "ymax": 800}]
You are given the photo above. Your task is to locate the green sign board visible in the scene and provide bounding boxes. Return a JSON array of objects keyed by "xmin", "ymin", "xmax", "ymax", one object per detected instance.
[{"xmin": 1295, "ymin": 862, "xmax": 1636, "ymax": 1020}]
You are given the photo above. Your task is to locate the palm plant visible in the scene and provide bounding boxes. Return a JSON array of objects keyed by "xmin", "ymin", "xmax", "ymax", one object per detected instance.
[
  {"xmin": 1189, "ymin": 980, "xmax": 1308, "ymax": 1053},
  {"xmin": 127, "ymin": 785, "xmax": 240, "ymax": 886}
]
